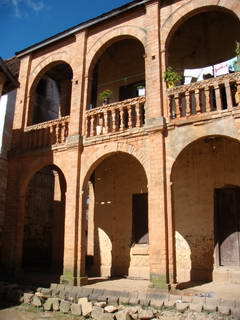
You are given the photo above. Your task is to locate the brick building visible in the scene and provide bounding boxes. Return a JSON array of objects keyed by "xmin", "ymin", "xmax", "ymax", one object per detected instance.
[{"xmin": 2, "ymin": 0, "xmax": 240, "ymax": 289}]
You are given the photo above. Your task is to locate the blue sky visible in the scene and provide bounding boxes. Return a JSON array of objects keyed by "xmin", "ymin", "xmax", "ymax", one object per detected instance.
[{"xmin": 1, "ymin": 0, "xmax": 132, "ymax": 59}]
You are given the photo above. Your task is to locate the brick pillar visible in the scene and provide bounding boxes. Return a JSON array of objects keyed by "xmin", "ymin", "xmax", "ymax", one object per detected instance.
[
  {"xmin": 60, "ymin": 148, "xmax": 88, "ymax": 286},
  {"xmin": 145, "ymin": 0, "xmax": 165, "ymax": 129},
  {"xmin": 148, "ymin": 131, "xmax": 169, "ymax": 289},
  {"xmin": 68, "ymin": 30, "xmax": 87, "ymax": 139}
]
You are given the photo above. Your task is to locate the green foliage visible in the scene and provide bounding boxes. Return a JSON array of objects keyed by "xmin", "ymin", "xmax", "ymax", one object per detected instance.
[
  {"xmin": 164, "ymin": 66, "xmax": 182, "ymax": 87},
  {"xmin": 99, "ymin": 89, "xmax": 112, "ymax": 101}
]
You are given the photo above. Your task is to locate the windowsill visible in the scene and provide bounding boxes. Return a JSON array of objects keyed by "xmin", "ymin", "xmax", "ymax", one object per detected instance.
[{"xmin": 131, "ymin": 244, "xmax": 149, "ymax": 255}]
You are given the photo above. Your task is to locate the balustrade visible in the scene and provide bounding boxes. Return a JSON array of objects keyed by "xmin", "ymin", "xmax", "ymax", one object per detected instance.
[
  {"xmin": 85, "ymin": 96, "xmax": 145, "ymax": 137},
  {"xmin": 167, "ymin": 72, "xmax": 240, "ymax": 120},
  {"xmin": 23, "ymin": 116, "xmax": 69, "ymax": 150}
]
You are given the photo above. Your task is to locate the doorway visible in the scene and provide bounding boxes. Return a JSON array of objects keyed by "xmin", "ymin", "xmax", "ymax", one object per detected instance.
[{"xmin": 215, "ymin": 187, "xmax": 240, "ymax": 266}]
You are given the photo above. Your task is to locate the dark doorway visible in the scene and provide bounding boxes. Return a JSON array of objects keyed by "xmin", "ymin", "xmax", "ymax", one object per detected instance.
[
  {"xmin": 215, "ymin": 187, "xmax": 240, "ymax": 266},
  {"xmin": 132, "ymin": 193, "xmax": 148, "ymax": 244}
]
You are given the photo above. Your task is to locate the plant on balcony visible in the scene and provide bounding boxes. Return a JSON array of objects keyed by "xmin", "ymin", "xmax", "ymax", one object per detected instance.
[
  {"xmin": 99, "ymin": 89, "xmax": 112, "ymax": 105},
  {"xmin": 164, "ymin": 66, "xmax": 182, "ymax": 88},
  {"xmin": 234, "ymin": 41, "xmax": 240, "ymax": 72}
]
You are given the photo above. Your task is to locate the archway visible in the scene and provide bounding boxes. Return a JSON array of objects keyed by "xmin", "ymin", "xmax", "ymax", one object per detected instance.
[
  {"xmin": 87, "ymin": 37, "xmax": 145, "ymax": 109},
  {"xmin": 28, "ymin": 62, "xmax": 73, "ymax": 125},
  {"xmin": 83, "ymin": 152, "xmax": 149, "ymax": 279},
  {"xmin": 171, "ymin": 136, "xmax": 240, "ymax": 285},
  {"xmin": 166, "ymin": 7, "xmax": 240, "ymax": 79},
  {"xmin": 22, "ymin": 165, "xmax": 66, "ymax": 276}
]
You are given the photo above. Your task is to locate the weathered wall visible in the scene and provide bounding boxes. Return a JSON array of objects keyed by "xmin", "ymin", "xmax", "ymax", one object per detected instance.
[{"xmin": 172, "ymin": 136, "xmax": 240, "ymax": 282}]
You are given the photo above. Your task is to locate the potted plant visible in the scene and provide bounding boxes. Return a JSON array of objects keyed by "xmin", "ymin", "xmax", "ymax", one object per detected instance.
[
  {"xmin": 99, "ymin": 89, "xmax": 112, "ymax": 105},
  {"xmin": 136, "ymin": 85, "xmax": 145, "ymax": 96},
  {"xmin": 234, "ymin": 41, "xmax": 240, "ymax": 72},
  {"xmin": 164, "ymin": 66, "xmax": 182, "ymax": 88}
]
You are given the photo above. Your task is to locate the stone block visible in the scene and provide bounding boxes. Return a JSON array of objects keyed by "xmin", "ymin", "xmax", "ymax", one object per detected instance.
[
  {"xmin": 52, "ymin": 298, "xmax": 60, "ymax": 311},
  {"xmin": 24, "ymin": 293, "xmax": 34, "ymax": 304},
  {"xmin": 41, "ymin": 288, "xmax": 52, "ymax": 298},
  {"xmin": 81, "ymin": 300, "xmax": 93, "ymax": 316},
  {"xmin": 189, "ymin": 303, "xmax": 203, "ymax": 312},
  {"xmin": 78, "ymin": 297, "xmax": 88, "ymax": 304},
  {"xmin": 231, "ymin": 307, "xmax": 240, "ymax": 320},
  {"xmin": 218, "ymin": 305, "xmax": 230, "ymax": 315},
  {"xmin": 71, "ymin": 303, "xmax": 82, "ymax": 315},
  {"xmin": 32, "ymin": 295, "xmax": 43, "ymax": 307},
  {"xmin": 164, "ymin": 300, "xmax": 175, "ymax": 308},
  {"xmin": 98, "ymin": 314, "xmax": 115, "ymax": 320},
  {"xmin": 220, "ymin": 299, "xmax": 235, "ymax": 308},
  {"xmin": 150, "ymin": 299, "xmax": 164, "ymax": 309},
  {"xmin": 77, "ymin": 287, "xmax": 93, "ymax": 298},
  {"xmin": 107, "ymin": 295, "xmax": 119, "ymax": 305},
  {"xmin": 89, "ymin": 289, "xmax": 105, "ymax": 302},
  {"xmin": 43, "ymin": 298, "xmax": 53, "ymax": 311},
  {"xmin": 129, "ymin": 293, "xmax": 139, "ymax": 305},
  {"xmin": 105, "ymin": 305, "xmax": 118, "ymax": 313},
  {"xmin": 119, "ymin": 296, "xmax": 130, "ymax": 305},
  {"xmin": 94, "ymin": 301, "xmax": 107, "ymax": 308},
  {"xmin": 60, "ymin": 300, "xmax": 71, "ymax": 313},
  {"xmin": 192, "ymin": 296, "xmax": 206, "ymax": 304},
  {"xmin": 176, "ymin": 302, "xmax": 189, "ymax": 312},
  {"xmin": 115, "ymin": 309, "xmax": 131, "ymax": 320},
  {"xmin": 139, "ymin": 309, "xmax": 154, "ymax": 319},
  {"xmin": 91, "ymin": 306, "xmax": 104, "ymax": 319}
]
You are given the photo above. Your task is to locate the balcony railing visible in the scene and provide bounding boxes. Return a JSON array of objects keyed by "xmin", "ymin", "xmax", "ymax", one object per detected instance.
[
  {"xmin": 167, "ymin": 72, "xmax": 240, "ymax": 120},
  {"xmin": 22, "ymin": 116, "xmax": 69, "ymax": 150},
  {"xmin": 85, "ymin": 96, "xmax": 146, "ymax": 138}
]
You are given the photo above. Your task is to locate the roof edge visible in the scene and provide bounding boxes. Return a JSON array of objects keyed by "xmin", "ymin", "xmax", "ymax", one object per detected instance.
[{"xmin": 16, "ymin": 0, "xmax": 150, "ymax": 58}]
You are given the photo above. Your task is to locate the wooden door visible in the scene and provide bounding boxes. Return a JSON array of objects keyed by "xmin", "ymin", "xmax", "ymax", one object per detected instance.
[{"xmin": 215, "ymin": 187, "xmax": 240, "ymax": 266}]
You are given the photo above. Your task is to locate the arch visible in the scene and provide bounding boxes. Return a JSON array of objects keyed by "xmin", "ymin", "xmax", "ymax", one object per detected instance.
[
  {"xmin": 29, "ymin": 52, "xmax": 73, "ymax": 88},
  {"xmin": 27, "ymin": 60, "xmax": 73, "ymax": 125},
  {"xmin": 162, "ymin": 1, "xmax": 240, "ymax": 50},
  {"xmin": 81, "ymin": 142, "xmax": 148, "ymax": 190},
  {"xmin": 22, "ymin": 164, "xmax": 66, "ymax": 274},
  {"xmin": 170, "ymin": 134, "xmax": 240, "ymax": 283},
  {"xmin": 85, "ymin": 26, "xmax": 147, "ymax": 76}
]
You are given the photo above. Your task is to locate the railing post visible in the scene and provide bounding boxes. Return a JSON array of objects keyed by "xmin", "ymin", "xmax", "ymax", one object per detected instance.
[
  {"xmin": 214, "ymin": 85, "xmax": 222, "ymax": 111},
  {"xmin": 174, "ymin": 94, "xmax": 181, "ymax": 118},
  {"xmin": 135, "ymin": 103, "xmax": 141, "ymax": 127},
  {"xmin": 90, "ymin": 116, "xmax": 95, "ymax": 137},
  {"xmin": 205, "ymin": 87, "xmax": 211, "ymax": 113},
  {"xmin": 112, "ymin": 109, "xmax": 116, "ymax": 132},
  {"xmin": 195, "ymin": 89, "xmax": 202, "ymax": 114},
  {"xmin": 128, "ymin": 106, "xmax": 133, "ymax": 128},
  {"xmin": 103, "ymin": 111, "xmax": 109, "ymax": 134},
  {"xmin": 185, "ymin": 92, "xmax": 191, "ymax": 117},
  {"xmin": 224, "ymin": 81, "xmax": 232, "ymax": 110},
  {"xmin": 120, "ymin": 107, "xmax": 125, "ymax": 131}
]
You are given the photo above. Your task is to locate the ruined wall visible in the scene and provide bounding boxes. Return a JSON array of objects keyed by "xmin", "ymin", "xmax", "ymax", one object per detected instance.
[
  {"xmin": 172, "ymin": 137, "xmax": 240, "ymax": 283},
  {"xmin": 91, "ymin": 152, "xmax": 149, "ymax": 279}
]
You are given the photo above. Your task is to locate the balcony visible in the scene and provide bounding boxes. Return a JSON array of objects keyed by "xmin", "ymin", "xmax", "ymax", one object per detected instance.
[
  {"xmin": 22, "ymin": 116, "xmax": 69, "ymax": 150},
  {"xmin": 85, "ymin": 96, "xmax": 146, "ymax": 138},
  {"xmin": 167, "ymin": 72, "xmax": 240, "ymax": 123}
]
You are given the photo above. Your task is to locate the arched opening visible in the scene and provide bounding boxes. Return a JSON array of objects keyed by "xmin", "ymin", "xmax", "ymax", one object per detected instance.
[
  {"xmin": 171, "ymin": 136, "xmax": 240, "ymax": 286},
  {"xmin": 22, "ymin": 165, "xmax": 66, "ymax": 277},
  {"xmin": 28, "ymin": 62, "xmax": 73, "ymax": 125},
  {"xmin": 166, "ymin": 7, "xmax": 240, "ymax": 82},
  {"xmin": 88, "ymin": 38, "xmax": 145, "ymax": 109},
  {"xmin": 83, "ymin": 152, "xmax": 149, "ymax": 280}
]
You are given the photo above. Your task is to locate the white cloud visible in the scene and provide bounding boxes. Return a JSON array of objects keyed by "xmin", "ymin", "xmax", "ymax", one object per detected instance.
[{"xmin": 3, "ymin": 0, "xmax": 45, "ymax": 17}]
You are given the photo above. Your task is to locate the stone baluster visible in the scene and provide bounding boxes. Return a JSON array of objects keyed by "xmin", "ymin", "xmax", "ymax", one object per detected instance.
[
  {"xmin": 224, "ymin": 80, "xmax": 232, "ymax": 110},
  {"xmin": 214, "ymin": 85, "xmax": 222, "ymax": 111},
  {"xmin": 51, "ymin": 124, "xmax": 57, "ymax": 145},
  {"xmin": 127, "ymin": 106, "xmax": 133, "ymax": 128},
  {"xmin": 90, "ymin": 115, "xmax": 95, "ymax": 137},
  {"xmin": 204, "ymin": 87, "xmax": 211, "ymax": 113},
  {"xmin": 175, "ymin": 93, "xmax": 181, "ymax": 118},
  {"xmin": 195, "ymin": 89, "xmax": 202, "ymax": 114},
  {"xmin": 61, "ymin": 121, "xmax": 66, "ymax": 143},
  {"xmin": 185, "ymin": 92, "xmax": 191, "ymax": 116},
  {"xmin": 103, "ymin": 111, "xmax": 109, "ymax": 134},
  {"xmin": 135, "ymin": 103, "xmax": 141, "ymax": 127},
  {"xmin": 112, "ymin": 109, "xmax": 116, "ymax": 132},
  {"xmin": 120, "ymin": 107, "xmax": 125, "ymax": 131}
]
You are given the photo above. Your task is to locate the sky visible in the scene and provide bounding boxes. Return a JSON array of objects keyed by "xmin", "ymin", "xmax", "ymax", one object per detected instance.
[{"xmin": 1, "ymin": 0, "xmax": 132, "ymax": 59}]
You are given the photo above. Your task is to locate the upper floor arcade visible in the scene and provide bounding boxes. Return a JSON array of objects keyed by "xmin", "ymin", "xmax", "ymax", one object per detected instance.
[{"xmin": 10, "ymin": 0, "xmax": 240, "ymax": 153}]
